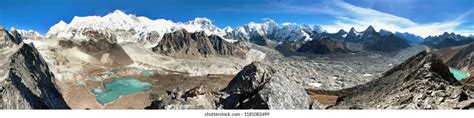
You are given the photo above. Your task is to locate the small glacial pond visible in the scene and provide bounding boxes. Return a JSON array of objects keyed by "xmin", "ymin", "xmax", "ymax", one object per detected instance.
[
  {"xmin": 91, "ymin": 76, "xmax": 151, "ymax": 104},
  {"xmin": 450, "ymin": 69, "xmax": 469, "ymax": 80}
]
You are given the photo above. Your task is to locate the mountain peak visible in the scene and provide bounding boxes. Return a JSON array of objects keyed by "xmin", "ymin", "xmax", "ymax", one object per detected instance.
[
  {"xmin": 224, "ymin": 26, "xmax": 233, "ymax": 32},
  {"xmin": 365, "ymin": 25, "xmax": 376, "ymax": 33},
  {"xmin": 349, "ymin": 27, "xmax": 356, "ymax": 32},
  {"xmin": 107, "ymin": 10, "xmax": 130, "ymax": 17},
  {"xmin": 337, "ymin": 29, "xmax": 347, "ymax": 34},
  {"xmin": 9, "ymin": 27, "xmax": 16, "ymax": 31}
]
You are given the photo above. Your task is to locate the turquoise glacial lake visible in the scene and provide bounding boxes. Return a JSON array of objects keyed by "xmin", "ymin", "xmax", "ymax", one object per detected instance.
[
  {"xmin": 449, "ymin": 69, "xmax": 469, "ymax": 80},
  {"xmin": 91, "ymin": 76, "xmax": 151, "ymax": 104}
]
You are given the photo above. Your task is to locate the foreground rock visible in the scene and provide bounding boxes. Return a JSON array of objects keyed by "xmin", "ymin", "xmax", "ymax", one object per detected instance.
[
  {"xmin": 145, "ymin": 86, "xmax": 220, "ymax": 109},
  {"xmin": 327, "ymin": 51, "xmax": 473, "ymax": 109},
  {"xmin": 1, "ymin": 43, "xmax": 70, "ymax": 109},
  {"xmin": 220, "ymin": 62, "xmax": 310, "ymax": 109},
  {"xmin": 145, "ymin": 62, "xmax": 311, "ymax": 109}
]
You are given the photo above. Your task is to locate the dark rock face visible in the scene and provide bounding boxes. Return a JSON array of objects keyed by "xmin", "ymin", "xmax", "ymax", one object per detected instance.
[
  {"xmin": 330, "ymin": 51, "xmax": 473, "ymax": 109},
  {"xmin": 152, "ymin": 30, "xmax": 250, "ymax": 58},
  {"xmin": 1, "ymin": 44, "xmax": 70, "ymax": 109},
  {"xmin": 297, "ymin": 38, "xmax": 353, "ymax": 54},
  {"xmin": 221, "ymin": 62, "xmax": 310, "ymax": 109},
  {"xmin": 363, "ymin": 34, "xmax": 410, "ymax": 52},
  {"xmin": 423, "ymin": 32, "xmax": 474, "ymax": 49}
]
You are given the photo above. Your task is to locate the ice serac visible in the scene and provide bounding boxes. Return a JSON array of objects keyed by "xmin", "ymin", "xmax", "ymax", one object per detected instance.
[
  {"xmin": 331, "ymin": 51, "xmax": 473, "ymax": 109},
  {"xmin": 1, "ymin": 43, "xmax": 70, "ymax": 109},
  {"xmin": 221, "ymin": 62, "xmax": 310, "ymax": 109},
  {"xmin": 152, "ymin": 30, "xmax": 250, "ymax": 58}
]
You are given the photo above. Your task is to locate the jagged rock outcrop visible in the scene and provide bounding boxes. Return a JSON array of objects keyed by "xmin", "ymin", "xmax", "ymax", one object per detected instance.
[
  {"xmin": 328, "ymin": 51, "xmax": 473, "ymax": 109},
  {"xmin": 1, "ymin": 26, "xmax": 22, "ymax": 48},
  {"xmin": 152, "ymin": 30, "xmax": 250, "ymax": 58},
  {"xmin": 1, "ymin": 43, "xmax": 70, "ymax": 109},
  {"xmin": 220, "ymin": 62, "xmax": 310, "ymax": 109},
  {"xmin": 297, "ymin": 38, "xmax": 353, "ymax": 54}
]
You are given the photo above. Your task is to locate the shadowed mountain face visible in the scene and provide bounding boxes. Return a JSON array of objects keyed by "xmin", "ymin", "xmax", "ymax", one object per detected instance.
[
  {"xmin": 323, "ymin": 51, "xmax": 473, "ymax": 109},
  {"xmin": 312, "ymin": 26, "xmax": 410, "ymax": 52},
  {"xmin": 363, "ymin": 34, "xmax": 410, "ymax": 52},
  {"xmin": 423, "ymin": 32, "xmax": 474, "ymax": 49},
  {"xmin": 152, "ymin": 30, "xmax": 250, "ymax": 58},
  {"xmin": 297, "ymin": 38, "xmax": 353, "ymax": 54}
]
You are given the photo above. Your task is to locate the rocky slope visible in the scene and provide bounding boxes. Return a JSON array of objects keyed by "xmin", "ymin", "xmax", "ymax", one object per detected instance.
[
  {"xmin": 322, "ymin": 51, "xmax": 473, "ymax": 109},
  {"xmin": 58, "ymin": 39, "xmax": 133, "ymax": 66},
  {"xmin": 438, "ymin": 42, "xmax": 474, "ymax": 72},
  {"xmin": 152, "ymin": 30, "xmax": 250, "ymax": 58}
]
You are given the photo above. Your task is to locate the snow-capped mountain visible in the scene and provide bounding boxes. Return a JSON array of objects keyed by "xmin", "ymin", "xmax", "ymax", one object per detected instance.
[
  {"xmin": 46, "ymin": 10, "xmax": 227, "ymax": 47},
  {"xmin": 45, "ymin": 10, "xmax": 327, "ymax": 47},
  {"xmin": 17, "ymin": 29, "xmax": 43, "ymax": 40},
  {"xmin": 224, "ymin": 18, "xmax": 325, "ymax": 45}
]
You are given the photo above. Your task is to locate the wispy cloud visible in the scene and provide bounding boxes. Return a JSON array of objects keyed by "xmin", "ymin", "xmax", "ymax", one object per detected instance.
[
  {"xmin": 286, "ymin": 0, "xmax": 473, "ymax": 37},
  {"xmin": 217, "ymin": 0, "xmax": 473, "ymax": 37}
]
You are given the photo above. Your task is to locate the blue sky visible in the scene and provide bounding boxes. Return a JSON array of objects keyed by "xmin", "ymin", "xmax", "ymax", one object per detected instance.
[{"xmin": 0, "ymin": 0, "xmax": 473, "ymax": 37}]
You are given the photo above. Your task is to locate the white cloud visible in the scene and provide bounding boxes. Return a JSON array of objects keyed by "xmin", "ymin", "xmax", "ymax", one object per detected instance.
[{"xmin": 282, "ymin": 22, "xmax": 297, "ymax": 26}]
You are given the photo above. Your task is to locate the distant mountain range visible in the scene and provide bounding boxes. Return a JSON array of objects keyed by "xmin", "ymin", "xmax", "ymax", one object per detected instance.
[{"xmin": 11, "ymin": 10, "xmax": 474, "ymax": 53}]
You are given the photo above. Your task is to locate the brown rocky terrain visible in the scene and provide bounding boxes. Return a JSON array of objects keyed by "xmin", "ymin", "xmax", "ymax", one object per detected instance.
[{"xmin": 152, "ymin": 30, "xmax": 250, "ymax": 59}]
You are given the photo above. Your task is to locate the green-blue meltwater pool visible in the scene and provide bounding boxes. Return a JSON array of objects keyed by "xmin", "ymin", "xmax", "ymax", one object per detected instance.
[
  {"xmin": 449, "ymin": 69, "xmax": 469, "ymax": 80},
  {"xmin": 91, "ymin": 76, "xmax": 151, "ymax": 104}
]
